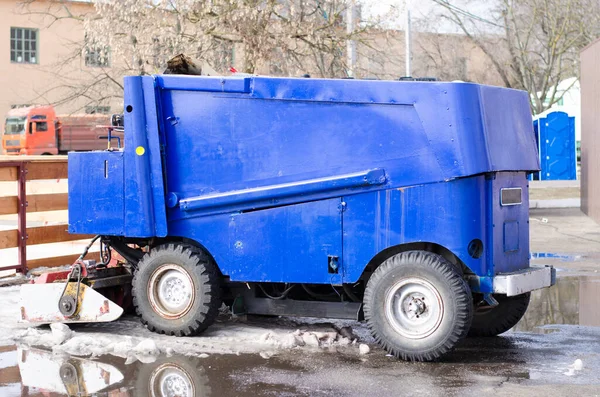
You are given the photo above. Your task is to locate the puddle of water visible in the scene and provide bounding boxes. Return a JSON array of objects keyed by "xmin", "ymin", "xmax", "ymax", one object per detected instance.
[
  {"xmin": 0, "ymin": 345, "xmax": 303, "ymax": 397},
  {"xmin": 529, "ymin": 252, "xmax": 584, "ymax": 262},
  {"xmin": 515, "ymin": 275, "xmax": 600, "ymax": 332}
]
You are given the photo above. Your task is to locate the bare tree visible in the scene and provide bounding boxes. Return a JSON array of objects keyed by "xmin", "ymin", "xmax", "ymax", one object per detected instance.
[
  {"xmin": 430, "ymin": 0, "xmax": 600, "ymax": 114},
  {"xmin": 17, "ymin": 0, "xmax": 399, "ymax": 112}
]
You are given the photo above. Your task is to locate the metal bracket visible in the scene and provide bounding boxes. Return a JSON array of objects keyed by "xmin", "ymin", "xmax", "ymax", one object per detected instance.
[
  {"xmin": 58, "ymin": 263, "xmax": 84, "ymax": 317},
  {"xmin": 482, "ymin": 293, "xmax": 499, "ymax": 307},
  {"xmin": 231, "ymin": 295, "xmax": 247, "ymax": 316},
  {"xmin": 328, "ymin": 255, "xmax": 339, "ymax": 274}
]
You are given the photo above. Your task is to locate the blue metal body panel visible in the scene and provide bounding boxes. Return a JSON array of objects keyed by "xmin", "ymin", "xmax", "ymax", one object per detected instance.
[
  {"xmin": 69, "ymin": 75, "xmax": 540, "ymax": 290},
  {"xmin": 68, "ymin": 151, "xmax": 125, "ymax": 235}
]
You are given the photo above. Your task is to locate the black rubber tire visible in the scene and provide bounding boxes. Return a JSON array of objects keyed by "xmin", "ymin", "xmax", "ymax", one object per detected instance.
[
  {"xmin": 364, "ymin": 251, "xmax": 473, "ymax": 362},
  {"xmin": 132, "ymin": 243, "xmax": 221, "ymax": 336},
  {"xmin": 134, "ymin": 356, "xmax": 211, "ymax": 397},
  {"xmin": 468, "ymin": 293, "xmax": 530, "ymax": 337}
]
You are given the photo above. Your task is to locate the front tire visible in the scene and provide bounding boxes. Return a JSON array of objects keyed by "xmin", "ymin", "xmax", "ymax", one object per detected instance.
[
  {"xmin": 468, "ymin": 293, "xmax": 530, "ymax": 337},
  {"xmin": 364, "ymin": 251, "xmax": 473, "ymax": 361},
  {"xmin": 132, "ymin": 243, "xmax": 221, "ymax": 336}
]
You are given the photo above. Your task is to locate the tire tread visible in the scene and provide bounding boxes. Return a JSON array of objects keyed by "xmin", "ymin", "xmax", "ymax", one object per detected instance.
[
  {"xmin": 132, "ymin": 243, "xmax": 221, "ymax": 336},
  {"xmin": 363, "ymin": 251, "xmax": 473, "ymax": 362}
]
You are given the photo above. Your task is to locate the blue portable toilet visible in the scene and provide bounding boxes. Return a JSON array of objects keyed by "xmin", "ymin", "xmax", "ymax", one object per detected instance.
[{"xmin": 535, "ymin": 111, "xmax": 576, "ymax": 180}]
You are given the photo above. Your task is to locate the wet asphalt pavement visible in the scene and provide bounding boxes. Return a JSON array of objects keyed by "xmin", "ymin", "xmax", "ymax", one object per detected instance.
[{"xmin": 1, "ymin": 209, "xmax": 600, "ymax": 396}]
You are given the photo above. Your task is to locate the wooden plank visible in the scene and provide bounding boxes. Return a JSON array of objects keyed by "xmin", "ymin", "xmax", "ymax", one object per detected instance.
[
  {"xmin": 0, "ymin": 268, "xmax": 17, "ymax": 278},
  {"xmin": 28, "ymin": 193, "xmax": 69, "ymax": 212},
  {"xmin": 0, "ymin": 196, "xmax": 18, "ymax": 215},
  {"xmin": 27, "ymin": 251, "xmax": 101, "ymax": 270},
  {"xmin": 0, "ymin": 345, "xmax": 16, "ymax": 353},
  {"xmin": 0, "ymin": 166, "xmax": 18, "ymax": 181},
  {"xmin": 0, "ymin": 193, "xmax": 68, "ymax": 215},
  {"xmin": 0, "ymin": 155, "xmax": 68, "ymax": 162},
  {"xmin": 0, "ymin": 225, "xmax": 91, "ymax": 249},
  {"xmin": 27, "ymin": 224, "xmax": 92, "ymax": 245},
  {"xmin": 0, "ymin": 229, "xmax": 18, "ymax": 249},
  {"xmin": 0, "ymin": 366, "xmax": 20, "ymax": 384},
  {"xmin": 26, "ymin": 161, "xmax": 68, "ymax": 180}
]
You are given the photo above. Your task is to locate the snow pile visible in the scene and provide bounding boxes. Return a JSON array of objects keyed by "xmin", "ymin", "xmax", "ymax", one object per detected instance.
[
  {"xmin": 1, "ymin": 285, "xmax": 373, "ymax": 360},
  {"xmin": 359, "ymin": 344, "xmax": 370, "ymax": 355},
  {"xmin": 132, "ymin": 339, "xmax": 160, "ymax": 356},
  {"xmin": 563, "ymin": 358, "xmax": 584, "ymax": 376},
  {"xmin": 49, "ymin": 323, "xmax": 72, "ymax": 344},
  {"xmin": 10, "ymin": 319, "xmax": 371, "ymax": 360}
]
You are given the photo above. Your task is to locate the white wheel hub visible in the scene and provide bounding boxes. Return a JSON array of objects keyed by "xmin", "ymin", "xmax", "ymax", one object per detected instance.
[
  {"xmin": 148, "ymin": 264, "xmax": 195, "ymax": 319},
  {"xmin": 385, "ymin": 277, "xmax": 444, "ymax": 339},
  {"xmin": 150, "ymin": 363, "xmax": 195, "ymax": 397}
]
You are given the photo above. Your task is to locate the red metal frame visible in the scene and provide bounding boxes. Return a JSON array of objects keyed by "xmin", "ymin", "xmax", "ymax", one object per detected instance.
[{"xmin": 0, "ymin": 161, "xmax": 28, "ymax": 273}]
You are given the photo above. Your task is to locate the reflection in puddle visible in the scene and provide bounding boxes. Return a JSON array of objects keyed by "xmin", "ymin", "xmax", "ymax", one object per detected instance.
[
  {"xmin": 19, "ymin": 348, "xmax": 124, "ymax": 395},
  {"xmin": 529, "ymin": 252, "xmax": 584, "ymax": 261},
  {"xmin": 0, "ymin": 346, "xmax": 217, "ymax": 397},
  {"xmin": 0, "ymin": 345, "xmax": 303, "ymax": 397},
  {"xmin": 515, "ymin": 275, "xmax": 600, "ymax": 332}
]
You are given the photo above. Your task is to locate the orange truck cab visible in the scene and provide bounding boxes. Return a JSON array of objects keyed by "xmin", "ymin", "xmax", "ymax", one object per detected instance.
[{"xmin": 2, "ymin": 106, "xmax": 121, "ymax": 155}]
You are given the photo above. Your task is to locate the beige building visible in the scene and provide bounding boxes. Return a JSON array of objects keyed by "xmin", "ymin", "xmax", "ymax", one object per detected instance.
[
  {"xmin": 0, "ymin": 0, "xmax": 122, "ymax": 119},
  {"xmin": 0, "ymin": 0, "xmax": 504, "ymax": 123},
  {"xmin": 354, "ymin": 29, "xmax": 504, "ymax": 85}
]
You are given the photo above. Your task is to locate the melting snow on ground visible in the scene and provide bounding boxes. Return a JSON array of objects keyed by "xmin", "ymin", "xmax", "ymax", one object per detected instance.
[{"xmin": 0, "ymin": 285, "xmax": 374, "ymax": 363}]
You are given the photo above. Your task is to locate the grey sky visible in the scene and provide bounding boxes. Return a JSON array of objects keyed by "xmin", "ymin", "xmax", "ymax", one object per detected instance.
[{"xmin": 364, "ymin": 0, "xmax": 497, "ymax": 33}]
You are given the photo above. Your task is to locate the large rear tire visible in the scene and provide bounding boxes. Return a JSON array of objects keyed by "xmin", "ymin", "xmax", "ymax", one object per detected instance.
[
  {"xmin": 468, "ymin": 293, "xmax": 530, "ymax": 337},
  {"xmin": 132, "ymin": 243, "xmax": 221, "ymax": 336},
  {"xmin": 364, "ymin": 251, "xmax": 473, "ymax": 361}
]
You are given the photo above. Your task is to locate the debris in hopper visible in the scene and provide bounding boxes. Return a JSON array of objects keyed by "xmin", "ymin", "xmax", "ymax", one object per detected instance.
[{"xmin": 163, "ymin": 54, "xmax": 203, "ymax": 76}]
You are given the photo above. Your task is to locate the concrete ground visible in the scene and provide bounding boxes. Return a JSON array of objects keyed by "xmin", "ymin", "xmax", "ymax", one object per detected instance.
[{"xmin": 529, "ymin": 180, "xmax": 580, "ymax": 209}]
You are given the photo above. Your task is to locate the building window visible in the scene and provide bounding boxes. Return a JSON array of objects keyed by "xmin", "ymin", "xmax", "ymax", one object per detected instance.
[
  {"xmin": 85, "ymin": 105, "xmax": 111, "ymax": 114},
  {"xmin": 11, "ymin": 27, "xmax": 38, "ymax": 64},
  {"xmin": 85, "ymin": 46, "xmax": 110, "ymax": 67}
]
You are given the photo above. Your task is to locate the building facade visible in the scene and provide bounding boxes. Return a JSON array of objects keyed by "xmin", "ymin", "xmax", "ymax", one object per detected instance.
[{"xmin": 0, "ymin": 0, "xmax": 122, "ymax": 119}]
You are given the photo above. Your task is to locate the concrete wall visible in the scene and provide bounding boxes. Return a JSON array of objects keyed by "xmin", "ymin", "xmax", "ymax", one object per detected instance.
[{"xmin": 581, "ymin": 38, "xmax": 600, "ymax": 222}]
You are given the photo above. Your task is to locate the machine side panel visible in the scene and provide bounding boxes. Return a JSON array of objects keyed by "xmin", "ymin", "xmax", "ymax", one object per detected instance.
[
  {"xmin": 168, "ymin": 197, "xmax": 343, "ymax": 284},
  {"xmin": 488, "ymin": 172, "xmax": 530, "ymax": 274},
  {"xmin": 342, "ymin": 176, "xmax": 488, "ymax": 283},
  {"xmin": 68, "ymin": 151, "xmax": 125, "ymax": 235},
  {"xmin": 160, "ymin": 89, "xmax": 441, "ymax": 222},
  {"xmin": 121, "ymin": 76, "xmax": 168, "ymax": 237},
  {"xmin": 478, "ymin": 85, "xmax": 540, "ymax": 172},
  {"xmin": 142, "ymin": 77, "xmax": 168, "ymax": 237}
]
